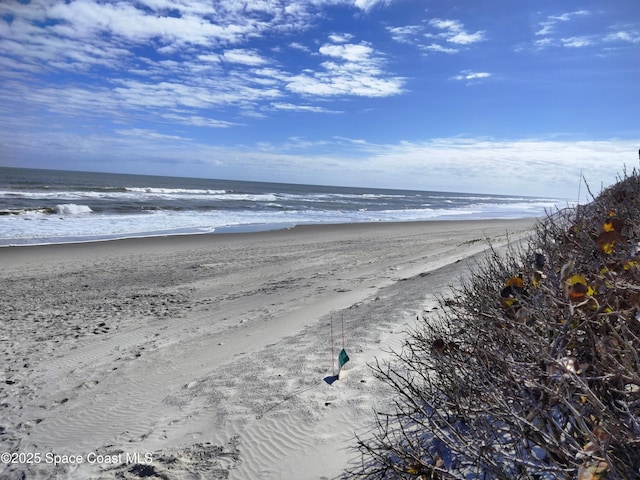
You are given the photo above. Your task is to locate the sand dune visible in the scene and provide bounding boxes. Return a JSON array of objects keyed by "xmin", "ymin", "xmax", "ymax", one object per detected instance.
[{"xmin": 0, "ymin": 219, "xmax": 536, "ymax": 479}]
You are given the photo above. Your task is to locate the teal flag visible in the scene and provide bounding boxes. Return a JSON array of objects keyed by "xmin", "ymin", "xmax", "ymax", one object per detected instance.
[{"xmin": 338, "ymin": 349, "xmax": 350, "ymax": 370}]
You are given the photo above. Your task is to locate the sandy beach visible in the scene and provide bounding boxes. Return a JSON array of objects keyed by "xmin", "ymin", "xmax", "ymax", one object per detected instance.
[{"xmin": 0, "ymin": 219, "xmax": 537, "ymax": 480}]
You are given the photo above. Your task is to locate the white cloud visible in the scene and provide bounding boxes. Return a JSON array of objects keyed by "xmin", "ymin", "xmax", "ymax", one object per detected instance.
[
  {"xmin": 289, "ymin": 42, "xmax": 311, "ymax": 52},
  {"xmin": 561, "ymin": 36, "xmax": 593, "ymax": 48},
  {"xmin": 44, "ymin": 1, "xmax": 248, "ymax": 47},
  {"xmin": 422, "ymin": 43, "xmax": 459, "ymax": 54},
  {"xmin": 270, "ymin": 102, "xmax": 342, "ymax": 113},
  {"xmin": 387, "ymin": 18, "xmax": 485, "ymax": 53},
  {"xmin": 533, "ymin": 38, "xmax": 553, "ymax": 48},
  {"xmin": 319, "ymin": 43, "xmax": 373, "ymax": 62},
  {"xmin": 285, "ymin": 39, "xmax": 404, "ymax": 97},
  {"xmin": 428, "ymin": 18, "xmax": 486, "ymax": 44},
  {"xmin": 605, "ymin": 30, "xmax": 640, "ymax": 44},
  {"xmin": 536, "ymin": 10, "xmax": 591, "ymax": 36},
  {"xmin": 328, "ymin": 33, "xmax": 354, "ymax": 43},
  {"xmin": 197, "ymin": 54, "xmax": 222, "ymax": 63},
  {"xmin": 531, "ymin": 10, "xmax": 602, "ymax": 50},
  {"xmin": 448, "ymin": 30, "xmax": 486, "ymax": 45},
  {"xmin": 529, "ymin": 13, "xmax": 637, "ymax": 52},
  {"xmin": 450, "ymin": 71, "xmax": 492, "ymax": 83},
  {"xmin": 552, "ymin": 10, "xmax": 591, "ymax": 21},
  {"xmin": 114, "ymin": 128, "xmax": 187, "ymax": 140},
  {"xmin": 160, "ymin": 114, "xmax": 241, "ymax": 128},
  {"xmin": 386, "ymin": 25, "xmax": 422, "ymax": 43},
  {"xmin": 429, "ymin": 19, "xmax": 462, "ymax": 32},
  {"xmin": 422, "ymin": 18, "xmax": 486, "ymax": 52},
  {"xmin": 353, "ymin": 0, "xmax": 390, "ymax": 11},
  {"xmin": 535, "ymin": 23, "xmax": 554, "ymax": 37},
  {"xmin": 222, "ymin": 49, "xmax": 268, "ymax": 66}
]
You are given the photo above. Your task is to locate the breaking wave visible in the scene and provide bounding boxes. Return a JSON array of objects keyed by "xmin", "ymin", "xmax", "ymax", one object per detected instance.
[{"xmin": 54, "ymin": 204, "xmax": 93, "ymax": 215}]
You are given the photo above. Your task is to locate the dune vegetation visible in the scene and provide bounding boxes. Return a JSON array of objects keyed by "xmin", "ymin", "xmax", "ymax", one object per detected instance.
[{"xmin": 352, "ymin": 170, "xmax": 640, "ymax": 479}]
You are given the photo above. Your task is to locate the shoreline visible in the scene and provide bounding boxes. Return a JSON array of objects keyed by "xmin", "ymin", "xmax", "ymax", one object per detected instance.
[
  {"xmin": 1, "ymin": 218, "xmax": 537, "ymax": 479},
  {"xmin": 0, "ymin": 217, "xmax": 537, "ymax": 252}
]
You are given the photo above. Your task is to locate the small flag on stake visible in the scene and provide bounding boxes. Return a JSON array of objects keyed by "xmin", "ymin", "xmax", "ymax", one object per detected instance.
[
  {"xmin": 338, "ymin": 348, "xmax": 350, "ymax": 371},
  {"xmin": 326, "ymin": 315, "xmax": 350, "ymax": 384}
]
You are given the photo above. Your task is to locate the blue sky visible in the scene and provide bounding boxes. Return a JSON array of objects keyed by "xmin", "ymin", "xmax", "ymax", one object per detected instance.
[{"xmin": 0, "ymin": 0, "xmax": 638, "ymax": 197}]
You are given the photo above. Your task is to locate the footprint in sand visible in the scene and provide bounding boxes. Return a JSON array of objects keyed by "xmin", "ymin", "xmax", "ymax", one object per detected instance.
[{"xmin": 78, "ymin": 380, "xmax": 99, "ymax": 389}]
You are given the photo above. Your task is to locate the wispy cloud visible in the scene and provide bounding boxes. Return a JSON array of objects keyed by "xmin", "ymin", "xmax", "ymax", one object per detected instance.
[
  {"xmin": 354, "ymin": 0, "xmax": 391, "ymax": 11},
  {"xmin": 535, "ymin": 10, "xmax": 591, "ymax": 36},
  {"xmin": 221, "ymin": 49, "xmax": 269, "ymax": 66},
  {"xmin": 529, "ymin": 9, "xmax": 636, "ymax": 51},
  {"xmin": 387, "ymin": 25, "xmax": 423, "ymax": 44},
  {"xmin": 422, "ymin": 43, "xmax": 460, "ymax": 54},
  {"xmin": 114, "ymin": 128, "xmax": 187, "ymax": 141},
  {"xmin": 450, "ymin": 70, "xmax": 492, "ymax": 85},
  {"xmin": 387, "ymin": 18, "xmax": 486, "ymax": 54},
  {"xmin": 160, "ymin": 114, "xmax": 241, "ymax": 129},
  {"xmin": 604, "ymin": 30, "xmax": 640, "ymax": 44},
  {"xmin": 289, "ymin": 42, "xmax": 312, "ymax": 52},
  {"xmin": 270, "ymin": 102, "xmax": 342, "ymax": 114},
  {"xmin": 328, "ymin": 33, "xmax": 355, "ymax": 43},
  {"xmin": 427, "ymin": 18, "xmax": 486, "ymax": 47},
  {"xmin": 560, "ymin": 36, "xmax": 593, "ymax": 48}
]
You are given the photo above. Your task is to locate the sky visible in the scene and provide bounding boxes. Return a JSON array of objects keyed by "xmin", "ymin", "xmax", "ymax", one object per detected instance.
[{"xmin": 0, "ymin": 0, "xmax": 639, "ymax": 198}]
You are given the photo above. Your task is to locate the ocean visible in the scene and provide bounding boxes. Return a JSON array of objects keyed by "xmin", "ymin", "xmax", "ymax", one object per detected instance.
[{"xmin": 0, "ymin": 167, "xmax": 566, "ymax": 246}]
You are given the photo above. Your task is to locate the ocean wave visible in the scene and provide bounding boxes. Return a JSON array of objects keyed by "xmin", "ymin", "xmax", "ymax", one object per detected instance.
[
  {"xmin": 1, "ymin": 188, "xmax": 554, "ymax": 212},
  {"xmin": 0, "ymin": 207, "xmax": 56, "ymax": 215},
  {"xmin": 0, "ymin": 189, "xmax": 281, "ymax": 203},
  {"xmin": 426, "ymin": 194, "xmax": 557, "ymax": 202},
  {"xmin": 0, "ymin": 190, "xmax": 126, "ymax": 200},
  {"xmin": 125, "ymin": 187, "xmax": 227, "ymax": 195},
  {"xmin": 4, "ymin": 184, "xmax": 128, "ymax": 193},
  {"xmin": 1, "ymin": 204, "xmax": 94, "ymax": 216},
  {"xmin": 55, "ymin": 204, "xmax": 93, "ymax": 215},
  {"xmin": 0, "ymin": 188, "xmax": 408, "ymax": 201},
  {"xmin": 0, "ymin": 201, "xmax": 554, "ymax": 246}
]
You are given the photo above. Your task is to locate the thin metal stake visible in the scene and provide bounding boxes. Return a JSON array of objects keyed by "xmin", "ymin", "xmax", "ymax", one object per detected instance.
[{"xmin": 330, "ymin": 315, "xmax": 335, "ymax": 376}]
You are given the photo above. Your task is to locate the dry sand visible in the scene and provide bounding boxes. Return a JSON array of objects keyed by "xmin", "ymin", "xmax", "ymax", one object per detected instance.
[{"xmin": 0, "ymin": 219, "xmax": 537, "ymax": 480}]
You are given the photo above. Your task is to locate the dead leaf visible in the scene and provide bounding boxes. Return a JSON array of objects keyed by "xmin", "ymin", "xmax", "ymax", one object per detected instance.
[{"xmin": 597, "ymin": 230, "xmax": 626, "ymax": 254}]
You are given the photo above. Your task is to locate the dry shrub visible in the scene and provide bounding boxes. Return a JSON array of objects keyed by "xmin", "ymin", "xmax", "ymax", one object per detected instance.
[{"xmin": 350, "ymin": 169, "xmax": 640, "ymax": 479}]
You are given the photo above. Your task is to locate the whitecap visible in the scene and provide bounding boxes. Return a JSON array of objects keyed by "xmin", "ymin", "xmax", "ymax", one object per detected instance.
[{"xmin": 55, "ymin": 204, "xmax": 93, "ymax": 215}]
